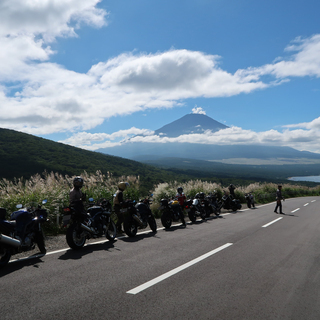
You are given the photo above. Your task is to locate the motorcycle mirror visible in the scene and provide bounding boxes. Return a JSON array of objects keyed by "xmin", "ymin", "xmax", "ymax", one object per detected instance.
[
  {"xmin": 89, "ymin": 198, "xmax": 94, "ymax": 202},
  {"xmin": 42, "ymin": 199, "xmax": 48, "ymax": 204},
  {"xmin": 16, "ymin": 204, "xmax": 23, "ymax": 209},
  {"xmin": 150, "ymin": 193, "xmax": 153, "ymax": 197}
]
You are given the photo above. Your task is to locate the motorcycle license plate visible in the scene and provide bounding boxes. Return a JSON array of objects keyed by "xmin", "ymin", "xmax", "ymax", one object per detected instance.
[{"xmin": 62, "ymin": 214, "xmax": 71, "ymax": 226}]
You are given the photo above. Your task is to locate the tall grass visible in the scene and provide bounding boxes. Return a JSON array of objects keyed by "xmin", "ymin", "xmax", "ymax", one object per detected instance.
[
  {"xmin": 0, "ymin": 171, "xmax": 319, "ymax": 234},
  {"xmin": 0, "ymin": 171, "xmax": 139, "ymax": 234}
]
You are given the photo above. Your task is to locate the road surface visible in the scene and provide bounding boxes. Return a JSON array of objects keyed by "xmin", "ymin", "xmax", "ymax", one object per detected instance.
[{"xmin": 1, "ymin": 197, "xmax": 320, "ymax": 319}]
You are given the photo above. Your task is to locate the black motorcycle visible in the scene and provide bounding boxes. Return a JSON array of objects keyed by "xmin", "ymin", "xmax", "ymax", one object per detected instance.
[
  {"xmin": 245, "ymin": 193, "xmax": 255, "ymax": 208},
  {"xmin": 159, "ymin": 198, "xmax": 186, "ymax": 228},
  {"xmin": 187, "ymin": 193, "xmax": 207, "ymax": 223},
  {"xmin": 122, "ymin": 196, "xmax": 157, "ymax": 237},
  {"xmin": 218, "ymin": 194, "xmax": 242, "ymax": 212},
  {"xmin": 0, "ymin": 199, "xmax": 48, "ymax": 268},
  {"xmin": 62, "ymin": 198, "xmax": 117, "ymax": 250},
  {"xmin": 202, "ymin": 193, "xmax": 221, "ymax": 217}
]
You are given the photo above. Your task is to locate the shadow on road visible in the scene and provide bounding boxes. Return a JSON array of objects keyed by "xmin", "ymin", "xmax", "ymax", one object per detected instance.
[
  {"xmin": 119, "ymin": 231, "xmax": 159, "ymax": 243},
  {"xmin": 0, "ymin": 253, "xmax": 45, "ymax": 276},
  {"xmin": 58, "ymin": 241, "xmax": 116, "ymax": 261}
]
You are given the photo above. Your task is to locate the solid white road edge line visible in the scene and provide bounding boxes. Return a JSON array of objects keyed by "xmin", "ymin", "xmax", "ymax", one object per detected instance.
[
  {"xmin": 126, "ymin": 243, "xmax": 233, "ymax": 295},
  {"xmin": 262, "ymin": 217, "xmax": 283, "ymax": 228}
]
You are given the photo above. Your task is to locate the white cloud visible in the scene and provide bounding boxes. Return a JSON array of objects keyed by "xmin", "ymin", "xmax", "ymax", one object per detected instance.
[
  {"xmin": 191, "ymin": 106, "xmax": 206, "ymax": 115},
  {"xmin": 60, "ymin": 127, "xmax": 154, "ymax": 149},
  {"xmin": 0, "ymin": 0, "xmax": 107, "ymax": 40},
  {"xmin": 240, "ymin": 34, "xmax": 320, "ymax": 80}
]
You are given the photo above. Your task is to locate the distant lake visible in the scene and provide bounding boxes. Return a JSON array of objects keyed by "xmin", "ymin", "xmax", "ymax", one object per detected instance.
[{"xmin": 288, "ymin": 176, "xmax": 320, "ymax": 183}]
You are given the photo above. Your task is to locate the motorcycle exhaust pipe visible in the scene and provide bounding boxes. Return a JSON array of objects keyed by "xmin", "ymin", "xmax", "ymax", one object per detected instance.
[
  {"xmin": 133, "ymin": 214, "xmax": 144, "ymax": 226},
  {"xmin": 0, "ymin": 233, "xmax": 21, "ymax": 248},
  {"xmin": 80, "ymin": 223, "xmax": 94, "ymax": 233}
]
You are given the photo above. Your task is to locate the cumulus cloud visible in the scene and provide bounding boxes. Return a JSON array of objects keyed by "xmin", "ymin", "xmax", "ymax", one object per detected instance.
[
  {"xmin": 191, "ymin": 106, "xmax": 206, "ymax": 115},
  {"xmin": 240, "ymin": 34, "xmax": 320, "ymax": 80},
  {"xmin": 60, "ymin": 127, "xmax": 154, "ymax": 148}
]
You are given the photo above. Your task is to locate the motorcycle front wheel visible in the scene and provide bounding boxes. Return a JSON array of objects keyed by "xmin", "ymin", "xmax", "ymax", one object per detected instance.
[
  {"xmin": 35, "ymin": 230, "xmax": 47, "ymax": 254},
  {"xmin": 66, "ymin": 223, "xmax": 86, "ymax": 250},
  {"xmin": 124, "ymin": 218, "xmax": 137, "ymax": 237},
  {"xmin": 0, "ymin": 246, "xmax": 11, "ymax": 268},
  {"xmin": 188, "ymin": 209, "xmax": 196, "ymax": 223},
  {"xmin": 200, "ymin": 210, "xmax": 207, "ymax": 220},
  {"xmin": 161, "ymin": 211, "xmax": 172, "ymax": 228},
  {"xmin": 148, "ymin": 215, "xmax": 157, "ymax": 233},
  {"xmin": 106, "ymin": 220, "xmax": 117, "ymax": 241}
]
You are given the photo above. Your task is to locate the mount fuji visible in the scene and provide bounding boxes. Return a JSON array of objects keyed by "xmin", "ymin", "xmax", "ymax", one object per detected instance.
[{"xmin": 97, "ymin": 114, "xmax": 320, "ymax": 165}]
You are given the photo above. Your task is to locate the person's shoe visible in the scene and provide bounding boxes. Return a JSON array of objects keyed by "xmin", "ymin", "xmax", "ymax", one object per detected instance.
[
  {"xmin": 280, "ymin": 212, "xmax": 285, "ymax": 215},
  {"xmin": 182, "ymin": 221, "xmax": 187, "ymax": 227},
  {"xmin": 274, "ymin": 211, "xmax": 277, "ymax": 213}
]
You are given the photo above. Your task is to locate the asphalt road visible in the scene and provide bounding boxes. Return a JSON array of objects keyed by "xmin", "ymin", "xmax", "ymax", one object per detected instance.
[{"xmin": 1, "ymin": 197, "xmax": 320, "ymax": 320}]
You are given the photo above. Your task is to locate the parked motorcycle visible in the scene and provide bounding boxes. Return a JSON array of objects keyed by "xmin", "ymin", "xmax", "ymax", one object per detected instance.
[
  {"xmin": 202, "ymin": 193, "xmax": 220, "ymax": 217},
  {"xmin": 187, "ymin": 193, "xmax": 207, "ymax": 223},
  {"xmin": 62, "ymin": 198, "xmax": 117, "ymax": 250},
  {"xmin": 159, "ymin": 198, "xmax": 186, "ymax": 228},
  {"xmin": 0, "ymin": 199, "xmax": 48, "ymax": 268},
  {"xmin": 218, "ymin": 194, "xmax": 242, "ymax": 212},
  {"xmin": 245, "ymin": 193, "xmax": 255, "ymax": 208},
  {"xmin": 122, "ymin": 195, "xmax": 157, "ymax": 237}
]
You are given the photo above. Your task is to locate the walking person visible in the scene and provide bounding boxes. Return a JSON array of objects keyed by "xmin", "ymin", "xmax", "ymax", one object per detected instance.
[
  {"xmin": 228, "ymin": 184, "xmax": 236, "ymax": 199},
  {"xmin": 274, "ymin": 185, "xmax": 285, "ymax": 214}
]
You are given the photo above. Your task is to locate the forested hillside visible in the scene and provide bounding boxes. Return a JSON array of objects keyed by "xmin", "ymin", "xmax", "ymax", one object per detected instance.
[{"xmin": 0, "ymin": 128, "xmax": 192, "ymax": 192}]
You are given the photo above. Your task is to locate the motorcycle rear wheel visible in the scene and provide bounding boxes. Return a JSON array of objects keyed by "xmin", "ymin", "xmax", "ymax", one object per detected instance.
[
  {"xmin": 0, "ymin": 246, "xmax": 11, "ymax": 268},
  {"xmin": 161, "ymin": 212, "xmax": 172, "ymax": 228},
  {"xmin": 66, "ymin": 223, "xmax": 86, "ymax": 250},
  {"xmin": 124, "ymin": 219, "xmax": 137, "ymax": 237},
  {"xmin": 148, "ymin": 215, "xmax": 157, "ymax": 233},
  {"xmin": 106, "ymin": 220, "xmax": 117, "ymax": 241}
]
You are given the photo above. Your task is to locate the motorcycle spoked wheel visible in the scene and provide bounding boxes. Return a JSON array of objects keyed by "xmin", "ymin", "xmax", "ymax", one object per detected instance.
[
  {"xmin": 105, "ymin": 220, "xmax": 117, "ymax": 241},
  {"xmin": 147, "ymin": 215, "xmax": 157, "ymax": 233},
  {"xmin": 187, "ymin": 209, "xmax": 197, "ymax": 223},
  {"xmin": 200, "ymin": 210, "xmax": 207, "ymax": 220},
  {"xmin": 205, "ymin": 208, "xmax": 211, "ymax": 218},
  {"xmin": 161, "ymin": 212, "xmax": 172, "ymax": 229},
  {"xmin": 214, "ymin": 207, "xmax": 221, "ymax": 216},
  {"xmin": 123, "ymin": 218, "xmax": 138, "ymax": 237},
  {"xmin": 66, "ymin": 223, "xmax": 86, "ymax": 250},
  {"xmin": 0, "ymin": 246, "xmax": 11, "ymax": 268},
  {"xmin": 35, "ymin": 230, "xmax": 47, "ymax": 254}
]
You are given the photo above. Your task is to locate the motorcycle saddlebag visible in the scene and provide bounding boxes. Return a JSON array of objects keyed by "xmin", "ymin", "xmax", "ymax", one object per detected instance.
[{"xmin": 0, "ymin": 208, "xmax": 7, "ymax": 220}]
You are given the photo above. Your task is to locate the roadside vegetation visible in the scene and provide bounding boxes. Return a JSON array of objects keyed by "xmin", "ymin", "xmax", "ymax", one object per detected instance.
[{"xmin": 0, "ymin": 171, "xmax": 319, "ymax": 235}]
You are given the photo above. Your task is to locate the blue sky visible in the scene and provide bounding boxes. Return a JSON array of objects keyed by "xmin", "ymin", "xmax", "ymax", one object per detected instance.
[{"xmin": 1, "ymin": 0, "xmax": 320, "ymax": 153}]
